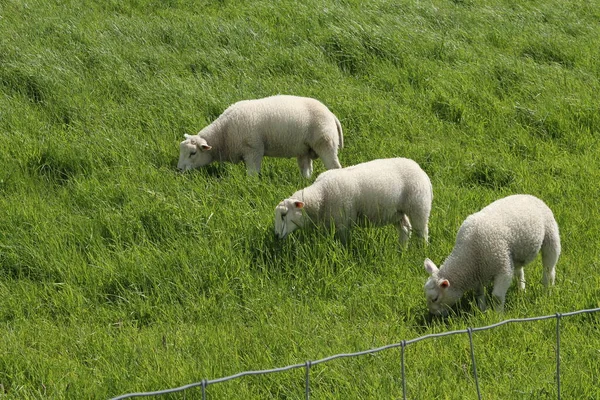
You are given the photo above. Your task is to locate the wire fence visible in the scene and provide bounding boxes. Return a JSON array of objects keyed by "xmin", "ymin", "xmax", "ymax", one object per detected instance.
[{"xmin": 110, "ymin": 307, "xmax": 600, "ymax": 400}]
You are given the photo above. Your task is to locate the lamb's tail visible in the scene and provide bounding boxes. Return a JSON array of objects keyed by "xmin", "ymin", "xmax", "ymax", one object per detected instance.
[{"xmin": 335, "ymin": 116, "xmax": 344, "ymax": 149}]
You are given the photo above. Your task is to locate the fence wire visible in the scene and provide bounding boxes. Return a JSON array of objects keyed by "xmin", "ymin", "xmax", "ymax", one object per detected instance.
[{"xmin": 110, "ymin": 307, "xmax": 600, "ymax": 400}]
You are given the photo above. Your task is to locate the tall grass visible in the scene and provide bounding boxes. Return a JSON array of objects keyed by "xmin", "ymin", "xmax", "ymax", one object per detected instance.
[{"xmin": 1, "ymin": 0, "xmax": 599, "ymax": 398}]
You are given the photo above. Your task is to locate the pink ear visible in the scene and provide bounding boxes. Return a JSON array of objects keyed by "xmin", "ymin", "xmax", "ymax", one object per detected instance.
[
  {"xmin": 200, "ymin": 144, "xmax": 212, "ymax": 151},
  {"xmin": 294, "ymin": 201, "xmax": 304, "ymax": 209},
  {"xmin": 440, "ymin": 279, "xmax": 450, "ymax": 289}
]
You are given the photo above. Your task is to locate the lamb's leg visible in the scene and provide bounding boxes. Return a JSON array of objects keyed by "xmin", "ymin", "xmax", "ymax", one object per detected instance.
[
  {"xmin": 475, "ymin": 285, "xmax": 486, "ymax": 311},
  {"xmin": 407, "ymin": 208, "xmax": 430, "ymax": 244},
  {"xmin": 243, "ymin": 152, "xmax": 263, "ymax": 175},
  {"xmin": 541, "ymin": 260, "xmax": 556, "ymax": 287},
  {"xmin": 335, "ymin": 226, "xmax": 349, "ymax": 245},
  {"xmin": 395, "ymin": 213, "xmax": 411, "ymax": 246},
  {"xmin": 312, "ymin": 141, "xmax": 342, "ymax": 170},
  {"xmin": 515, "ymin": 266, "xmax": 526, "ymax": 290},
  {"xmin": 296, "ymin": 155, "xmax": 313, "ymax": 178},
  {"xmin": 541, "ymin": 229, "xmax": 560, "ymax": 286},
  {"xmin": 321, "ymin": 155, "xmax": 342, "ymax": 170},
  {"xmin": 491, "ymin": 272, "xmax": 513, "ymax": 312}
]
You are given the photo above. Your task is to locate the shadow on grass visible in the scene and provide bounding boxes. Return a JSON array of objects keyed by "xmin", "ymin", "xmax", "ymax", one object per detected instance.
[
  {"xmin": 0, "ymin": 66, "xmax": 48, "ymax": 104},
  {"xmin": 462, "ymin": 160, "xmax": 515, "ymax": 190},
  {"xmin": 414, "ymin": 296, "xmax": 483, "ymax": 333},
  {"xmin": 243, "ymin": 227, "xmax": 304, "ymax": 274},
  {"xmin": 243, "ymin": 221, "xmax": 420, "ymax": 277},
  {"xmin": 28, "ymin": 146, "xmax": 93, "ymax": 185},
  {"xmin": 174, "ymin": 163, "xmax": 231, "ymax": 179},
  {"xmin": 241, "ymin": 224, "xmax": 347, "ymax": 277}
]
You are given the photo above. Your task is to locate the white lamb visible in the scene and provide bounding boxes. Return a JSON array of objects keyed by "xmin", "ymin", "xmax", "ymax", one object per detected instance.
[
  {"xmin": 424, "ymin": 194, "xmax": 561, "ymax": 316},
  {"xmin": 177, "ymin": 95, "xmax": 343, "ymax": 177},
  {"xmin": 274, "ymin": 158, "xmax": 433, "ymax": 245}
]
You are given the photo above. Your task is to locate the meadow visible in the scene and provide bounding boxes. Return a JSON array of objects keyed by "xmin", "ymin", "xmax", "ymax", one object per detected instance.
[{"xmin": 1, "ymin": 0, "xmax": 599, "ymax": 398}]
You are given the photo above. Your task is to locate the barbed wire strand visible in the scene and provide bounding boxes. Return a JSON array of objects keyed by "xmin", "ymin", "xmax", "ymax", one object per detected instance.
[{"xmin": 110, "ymin": 307, "xmax": 600, "ymax": 400}]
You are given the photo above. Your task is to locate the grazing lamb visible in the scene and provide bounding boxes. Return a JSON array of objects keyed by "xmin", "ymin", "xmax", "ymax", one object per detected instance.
[
  {"xmin": 423, "ymin": 194, "xmax": 561, "ymax": 316},
  {"xmin": 274, "ymin": 158, "xmax": 432, "ymax": 245},
  {"xmin": 177, "ymin": 95, "xmax": 343, "ymax": 177}
]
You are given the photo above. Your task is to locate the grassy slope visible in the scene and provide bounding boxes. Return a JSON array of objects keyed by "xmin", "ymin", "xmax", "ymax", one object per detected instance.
[{"xmin": 1, "ymin": 0, "xmax": 599, "ymax": 398}]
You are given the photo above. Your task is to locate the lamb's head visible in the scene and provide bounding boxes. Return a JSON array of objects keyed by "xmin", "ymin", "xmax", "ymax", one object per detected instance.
[
  {"xmin": 274, "ymin": 198, "xmax": 306, "ymax": 239},
  {"xmin": 177, "ymin": 134, "xmax": 213, "ymax": 172},
  {"xmin": 423, "ymin": 258, "xmax": 462, "ymax": 316}
]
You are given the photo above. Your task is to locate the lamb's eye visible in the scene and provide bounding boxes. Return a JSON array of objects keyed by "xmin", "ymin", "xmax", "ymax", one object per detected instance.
[
  {"xmin": 432, "ymin": 295, "xmax": 439, "ymax": 303},
  {"xmin": 189, "ymin": 151, "xmax": 197, "ymax": 157}
]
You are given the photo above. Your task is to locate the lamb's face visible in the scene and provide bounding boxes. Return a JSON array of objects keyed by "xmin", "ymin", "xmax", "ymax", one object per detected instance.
[
  {"xmin": 424, "ymin": 278, "xmax": 451, "ymax": 316},
  {"xmin": 423, "ymin": 259, "xmax": 461, "ymax": 316},
  {"xmin": 177, "ymin": 136, "xmax": 213, "ymax": 172},
  {"xmin": 274, "ymin": 199, "xmax": 305, "ymax": 239}
]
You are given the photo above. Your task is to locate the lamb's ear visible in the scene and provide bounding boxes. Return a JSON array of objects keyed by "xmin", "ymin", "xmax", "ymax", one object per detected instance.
[
  {"xmin": 439, "ymin": 279, "xmax": 450, "ymax": 289},
  {"xmin": 195, "ymin": 139, "xmax": 212, "ymax": 151},
  {"xmin": 424, "ymin": 258, "xmax": 439, "ymax": 275},
  {"xmin": 184, "ymin": 133, "xmax": 192, "ymax": 139},
  {"xmin": 294, "ymin": 201, "xmax": 304, "ymax": 209}
]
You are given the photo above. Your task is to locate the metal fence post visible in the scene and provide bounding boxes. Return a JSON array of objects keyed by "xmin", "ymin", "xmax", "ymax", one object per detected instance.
[
  {"xmin": 467, "ymin": 328, "xmax": 481, "ymax": 400},
  {"xmin": 400, "ymin": 340, "xmax": 407, "ymax": 400},
  {"xmin": 555, "ymin": 313, "xmax": 562, "ymax": 400},
  {"xmin": 305, "ymin": 361, "xmax": 312, "ymax": 400}
]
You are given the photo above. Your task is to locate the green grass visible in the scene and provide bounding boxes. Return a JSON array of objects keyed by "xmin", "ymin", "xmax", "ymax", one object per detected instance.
[{"xmin": 1, "ymin": 0, "xmax": 599, "ymax": 398}]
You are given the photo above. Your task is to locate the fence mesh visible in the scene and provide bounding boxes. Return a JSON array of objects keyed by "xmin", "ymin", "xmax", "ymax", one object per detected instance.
[{"xmin": 110, "ymin": 307, "xmax": 600, "ymax": 400}]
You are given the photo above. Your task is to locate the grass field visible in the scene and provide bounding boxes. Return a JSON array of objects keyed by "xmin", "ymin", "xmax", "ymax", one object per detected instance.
[{"xmin": 1, "ymin": 0, "xmax": 599, "ymax": 398}]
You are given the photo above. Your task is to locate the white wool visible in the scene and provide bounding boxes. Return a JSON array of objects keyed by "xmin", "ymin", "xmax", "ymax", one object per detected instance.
[
  {"xmin": 177, "ymin": 95, "xmax": 343, "ymax": 177},
  {"xmin": 424, "ymin": 194, "xmax": 561, "ymax": 316},
  {"xmin": 274, "ymin": 158, "xmax": 432, "ymax": 245}
]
